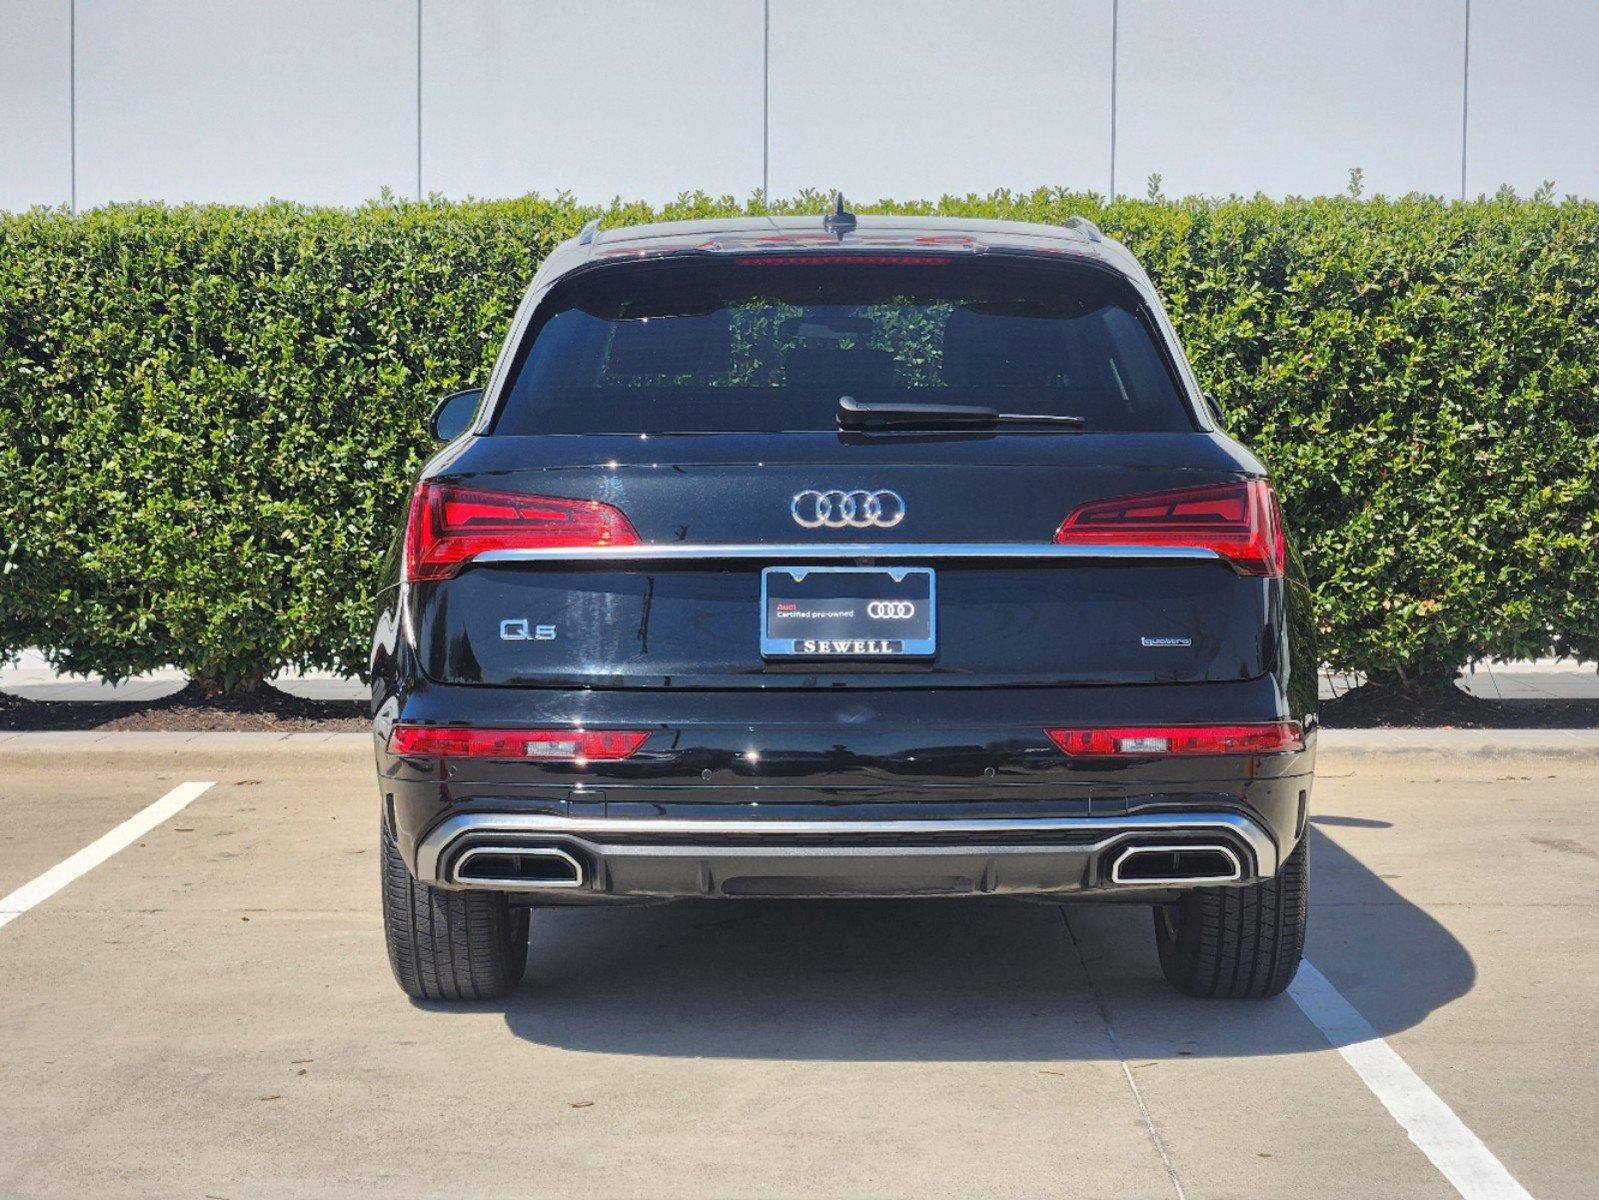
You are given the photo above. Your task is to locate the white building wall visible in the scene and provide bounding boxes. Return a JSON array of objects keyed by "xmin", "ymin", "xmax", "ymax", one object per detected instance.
[
  {"xmin": 766, "ymin": 0, "xmax": 1113, "ymax": 201},
  {"xmin": 1, "ymin": 0, "xmax": 1596, "ymax": 212},
  {"xmin": 1, "ymin": 0, "xmax": 72, "ymax": 209},
  {"xmin": 420, "ymin": 0, "xmax": 764, "ymax": 203},
  {"xmin": 1467, "ymin": 0, "xmax": 1599, "ymax": 198},
  {"xmin": 1116, "ymin": 0, "xmax": 1465, "ymax": 200},
  {"xmin": 74, "ymin": 0, "xmax": 415, "ymax": 209}
]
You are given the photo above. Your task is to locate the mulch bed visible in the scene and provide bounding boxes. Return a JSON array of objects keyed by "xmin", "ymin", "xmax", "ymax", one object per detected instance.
[
  {"xmin": 1318, "ymin": 685, "xmax": 1599, "ymax": 729},
  {"xmin": 0, "ymin": 682, "xmax": 368, "ymax": 732},
  {"xmin": 3, "ymin": 679, "xmax": 1597, "ymax": 732}
]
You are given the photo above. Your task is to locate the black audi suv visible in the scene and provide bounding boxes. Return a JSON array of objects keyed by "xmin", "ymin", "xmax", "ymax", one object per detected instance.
[{"xmin": 372, "ymin": 205, "xmax": 1317, "ymax": 1003}]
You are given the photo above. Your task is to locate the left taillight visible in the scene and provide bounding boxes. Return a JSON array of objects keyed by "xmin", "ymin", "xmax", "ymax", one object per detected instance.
[
  {"xmin": 1054, "ymin": 478, "xmax": 1285, "ymax": 577},
  {"xmin": 403, "ymin": 483, "xmax": 639, "ymax": 582},
  {"xmin": 387, "ymin": 726, "xmax": 649, "ymax": 761}
]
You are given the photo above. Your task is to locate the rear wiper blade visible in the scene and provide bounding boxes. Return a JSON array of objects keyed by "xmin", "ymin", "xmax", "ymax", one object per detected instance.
[{"xmin": 836, "ymin": 394, "xmax": 1085, "ymax": 431}]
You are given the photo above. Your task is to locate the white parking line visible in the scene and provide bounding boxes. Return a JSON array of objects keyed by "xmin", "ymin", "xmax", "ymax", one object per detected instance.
[
  {"xmin": 1290, "ymin": 961, "xmax": 1535, "ymax": 1200},
  {"xmin": 0, "ymin": 781, "xmax": 215, "ymax": 931}
]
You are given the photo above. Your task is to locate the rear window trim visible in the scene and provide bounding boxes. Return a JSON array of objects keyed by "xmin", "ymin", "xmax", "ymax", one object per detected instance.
[{"xmin": 483, "ymin": 249, "xmax": 1203, "ymax": 437}]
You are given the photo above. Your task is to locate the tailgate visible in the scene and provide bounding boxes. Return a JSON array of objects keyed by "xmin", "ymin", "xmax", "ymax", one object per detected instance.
[{"xmin": 410, "ymin": 434, "xmax": 1278, "ymax": 691}]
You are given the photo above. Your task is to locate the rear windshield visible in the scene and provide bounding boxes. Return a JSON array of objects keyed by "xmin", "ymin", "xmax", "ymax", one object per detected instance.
[{"xmin": 493, "ymin": 255, "xmax": 1195, "ymax": 435}]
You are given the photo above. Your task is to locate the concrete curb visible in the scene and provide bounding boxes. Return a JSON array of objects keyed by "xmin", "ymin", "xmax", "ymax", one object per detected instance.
[
  {"xmin": 1, "ymin": 728, "xmax": 1597, "ymax": 755},
  {"xmin": 0, "ymin": 731, "xmax": 372, "ymax": 748},
  {"xmin": 1315, "ymin": 728, "xmax": 1599, "ymax": 756}
]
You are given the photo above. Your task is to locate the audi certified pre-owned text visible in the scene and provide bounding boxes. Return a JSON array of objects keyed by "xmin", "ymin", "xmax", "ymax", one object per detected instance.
[{"xmin": 373, "ymin": 205, "xmax": 1317, "ymax": 1003}]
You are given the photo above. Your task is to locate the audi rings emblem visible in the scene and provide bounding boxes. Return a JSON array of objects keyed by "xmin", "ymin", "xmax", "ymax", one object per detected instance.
[
  {"xmin": 791, "ymin": 489, "xmax": 906, "ymax": 529},
  {"xmin": 867, "ymin": 600, "xmax": 916, "ymax": 619}
]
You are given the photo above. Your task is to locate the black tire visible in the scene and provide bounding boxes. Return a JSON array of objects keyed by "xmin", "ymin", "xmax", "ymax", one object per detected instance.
[
  {"xmin": 1153, "ymin": 836, "xmax": 1307, "ymax": 999},
  {"xmin": 381, "ymin": 823, "xmax": 529, "ymax": 1001}
]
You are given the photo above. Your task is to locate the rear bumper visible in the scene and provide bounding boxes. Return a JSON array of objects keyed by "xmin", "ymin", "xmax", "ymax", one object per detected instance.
[
  {"xmin": 411, "ymin": 809, "xmax": 1279, "ymax": 900},
  {"xmin": 374, "ymin": 676, "xmax": 1315, "ymax": 901}
]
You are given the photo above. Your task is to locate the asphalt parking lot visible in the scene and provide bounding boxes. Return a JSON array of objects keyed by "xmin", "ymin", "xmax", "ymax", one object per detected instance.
[{"xmin": 0, "ymin": 733, "xmax": 1594, "ymax": 1199}]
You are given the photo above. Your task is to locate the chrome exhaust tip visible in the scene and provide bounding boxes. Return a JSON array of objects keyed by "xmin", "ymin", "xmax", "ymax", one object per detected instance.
[
  {"xmin": 1109, "ymin": 843, "xmax": 1242, "ymax": 886},
  {"xmin": 451, "ymin": 845, "xmax": 585, "ymax": 890}
]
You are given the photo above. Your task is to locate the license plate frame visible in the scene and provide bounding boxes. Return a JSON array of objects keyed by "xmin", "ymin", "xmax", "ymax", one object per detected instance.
[{"xmin": 760, "ymin": 566, "xmax": 937, "ymax": 659}]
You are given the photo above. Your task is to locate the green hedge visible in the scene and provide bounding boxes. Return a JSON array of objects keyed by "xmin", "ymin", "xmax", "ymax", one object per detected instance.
[{"xmin": 2, "ymin": 190, "xmax": 1596, "ymax": 690}]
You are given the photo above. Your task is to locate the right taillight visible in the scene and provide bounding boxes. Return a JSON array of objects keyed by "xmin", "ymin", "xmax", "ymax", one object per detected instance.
[
  {"xmin": 403, "ymin": 483, "xmax": 639, "ymax": 582},
  {"xmin": 1047, "ymin": 722, "xmax": 1303, "ymax": 757},
  {"xmin": 1053, "ymin": 479, "xmax": 1285, "ymax": 577}
]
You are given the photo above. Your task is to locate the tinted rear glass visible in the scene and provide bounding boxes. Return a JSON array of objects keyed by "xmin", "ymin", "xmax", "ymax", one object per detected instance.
[{"xmin": 493, "ymin": 255, "xmax": 1195, "ymax": 435}]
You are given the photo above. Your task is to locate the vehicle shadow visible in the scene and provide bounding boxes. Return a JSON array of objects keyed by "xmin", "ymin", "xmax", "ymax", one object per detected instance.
[{"xmin": 462, "ymin": 824, "xmax": 1475, "ymax": 1061}]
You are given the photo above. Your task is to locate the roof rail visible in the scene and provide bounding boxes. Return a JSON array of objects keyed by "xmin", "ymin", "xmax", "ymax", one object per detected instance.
[
  {"xmin": 577, "ymin": 217, "xmax": 602, "ymax": 245},
  {"xmin": 1063, "ymin": 215, "xmax": 1102, "ymax": 243}
]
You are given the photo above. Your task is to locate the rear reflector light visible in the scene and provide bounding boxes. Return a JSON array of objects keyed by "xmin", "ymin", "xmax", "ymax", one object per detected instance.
[
  {"xmin": 1053, "ymin": 479, "xmax": 1285, "ymax": 577},
  {"xmin": 387, "ymin": 726, "xmax": 648, "ymax": 761},
  {"xmin": 1046, "ymin": 723, "xmax": 1303, "ymax": 757},
  {"xmin": 403, "ymin": 483, "xmax": 638, "ymax": 582}
]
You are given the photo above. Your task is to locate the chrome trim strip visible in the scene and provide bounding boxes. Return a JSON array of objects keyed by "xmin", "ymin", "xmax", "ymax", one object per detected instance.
[
  {"xmin": 415, "ymin": 811, "xmax": 1276, "ymax": 886},
  {"xmin": 450, "ymin": 844, "xmax": 585, "ymax": 891},
  {"xmin": 1108, "ymin": 843, "xmax": 1243, "ymax": 886},
  {"xmin": 471, "ymin": 542, "xmax": 1222, "ymax": 566}
]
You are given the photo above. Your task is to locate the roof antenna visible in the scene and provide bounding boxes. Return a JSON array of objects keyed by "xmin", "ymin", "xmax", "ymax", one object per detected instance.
[{"xmin": 823, "ymin": 192, "xmax": 857, "ymax": 239}]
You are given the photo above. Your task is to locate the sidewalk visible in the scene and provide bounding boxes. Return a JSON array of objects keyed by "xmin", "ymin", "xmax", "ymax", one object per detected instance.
[
  {"xmin": 1323, "ymin": 658, "xmax": 1599, "ymax": 702},
  {"xmin": 5, "ymin": 648, "xmax": 1595, "ymax": 704},
  {"xmin": 0, "ymin": 648, "xmax": 364, "ymax": 701}
]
